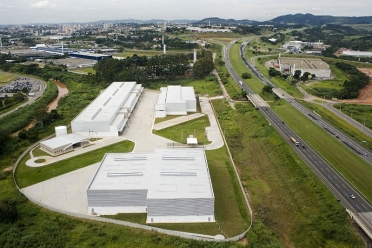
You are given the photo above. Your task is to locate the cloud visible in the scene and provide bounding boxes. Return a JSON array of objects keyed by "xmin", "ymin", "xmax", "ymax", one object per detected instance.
[{"xmin": 31, "ymin": 1, "xmax": 53, "ymax": 8}]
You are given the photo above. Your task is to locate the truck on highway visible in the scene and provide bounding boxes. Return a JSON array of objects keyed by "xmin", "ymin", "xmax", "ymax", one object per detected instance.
[{"xmin": 290, "ymin": 137, "xmax": 299, "ymax": 146}]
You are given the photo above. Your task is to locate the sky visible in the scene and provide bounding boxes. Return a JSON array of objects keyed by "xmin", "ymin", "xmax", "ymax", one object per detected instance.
[{"xmin": 0, "ymin": 0, "xmax": 371, "ymax": 25}]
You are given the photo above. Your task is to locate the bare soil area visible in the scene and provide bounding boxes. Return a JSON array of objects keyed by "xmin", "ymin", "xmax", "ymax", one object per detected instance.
[{"xmin": 343, "ymin": 68, "xmax": 372, "ymax": 104}]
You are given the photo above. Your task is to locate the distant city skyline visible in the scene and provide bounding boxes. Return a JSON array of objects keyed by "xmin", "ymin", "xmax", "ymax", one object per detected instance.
[{"xmin": 0, "ymin": 0, "xmax": 371, "ymax": 25}]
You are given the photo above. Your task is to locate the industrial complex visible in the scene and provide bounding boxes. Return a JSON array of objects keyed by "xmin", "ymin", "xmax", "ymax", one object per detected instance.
[
  {"xmin": 71, "ymin": 81, "xmax": 143, "ymax": 137},
  {"xmin": 87, "ymin": 149, "xmax": 215, "ymax": 223}
]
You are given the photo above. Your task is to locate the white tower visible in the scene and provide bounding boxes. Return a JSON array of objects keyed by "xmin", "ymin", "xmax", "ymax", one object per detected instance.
[
  {"xmin": 193, "ymin": 49, "xmax": 197, "ymax": 63},
  {"xmin": 0, "ymin": 37, "xmax": 2, "ymax": 50},
  {"xmin": 163, "ymin": 44, "xmax": 166, "ymax": 55}
]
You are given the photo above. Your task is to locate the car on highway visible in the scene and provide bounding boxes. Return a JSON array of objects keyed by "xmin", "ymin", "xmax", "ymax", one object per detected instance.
[{"xmin": 349, "ymin": 193, "xmax": 356, "ymax": 199}]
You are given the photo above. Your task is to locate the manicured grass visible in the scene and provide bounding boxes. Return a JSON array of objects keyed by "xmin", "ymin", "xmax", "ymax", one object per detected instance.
[
  {"xmin": 271, "ymin": 99, "xmax": 372, "ymax": 202},
  {"xmin": 34, "ymin": 159, "xmax": 46, "ymax": 163},
  {"xmin": 15, "ymin": 140, "xmax": 135, "ymax": 188},
  {"xmin": 32, "ymin": 147, "xmax": 51, "ymax": 157},
  {"xmin": 214, "ymin": 99, "xmax": 363, "ymax": 247},
  {"xmin": 153, "ymin": 116, "xmax": 211, "ymax": 144},
  {"xmin": 230, "ymin": 43, "xmax": 265, "ymax": 95},
  {"xmin": 0, "ymin": 72, "xmax": 17, "ymax": 84},
  {"xmin": 154, "ymin": 115, "xmax": 181, "ymax": 124}
]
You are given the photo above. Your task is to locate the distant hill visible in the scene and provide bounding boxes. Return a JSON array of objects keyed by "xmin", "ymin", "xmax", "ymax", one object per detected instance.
[
  {"xmin": 266, "ymin": 13, "xmax": 372, "ymax": 25},
  {"xmin": 193, "ymin": 17, "xmax": 258, "ymax": 26}
]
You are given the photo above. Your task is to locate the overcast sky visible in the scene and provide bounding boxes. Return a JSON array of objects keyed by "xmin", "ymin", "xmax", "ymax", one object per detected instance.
[{"xmin": 1, "ymin": 0, "xmax": 371, "ymax": 25}]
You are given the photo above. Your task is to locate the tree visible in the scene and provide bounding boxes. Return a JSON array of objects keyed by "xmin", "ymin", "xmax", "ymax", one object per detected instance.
[
  {"xmin": 0, "ymin": 128, "xmax": 11, "ymax": 155},
  {"xmin": 301, "ymin": 72, "xmax": 311, "ymax": 81},
  {"xmin": 0, "ymin": 198, "xmax": 18, "ymax": 223},
  {"xmin": 262, "ymin": 85, "xmax": 273, "ymax": 93},
  {"xmin": 242, "ymin": 72, "xmax": 252, "ymax": 79},
  {"xmin": 294, "ymin": 70, "xmax": 302, "ymax": 79}
]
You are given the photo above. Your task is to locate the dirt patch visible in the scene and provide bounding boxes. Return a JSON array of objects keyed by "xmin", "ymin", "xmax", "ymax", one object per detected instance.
[
  {"xmin": 2, "ymin": 166, "xmax": 13, "ymax": 172},
  {"xmin": 343, "ymin": 68, "xmax": 372, "ymax": 104},
  {"xmin": 239, "ymin": 237, "xmax": 248, "ymax": 245}
]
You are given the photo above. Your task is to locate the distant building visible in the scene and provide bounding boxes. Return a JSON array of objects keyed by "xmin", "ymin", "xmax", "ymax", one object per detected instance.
[
  {"xmin": 155, "ymin": 86, "xmax": 196, "ymax": 118},
  {"xmin": 342, "ymin": 50, "xmax": 372, "ymax": 58},
  {"xmin": 279, "ymin": 57, "xmax": 331, "ymax": 78},
  {"xmin": 69, "ymin": 52, "xmax": 112, "ymax": 61},
  {"xmin": 86, "ymin": 148, "xmax": 215, "ymax": 223},
  {"xmin": 71, "ymin": 82, "xmax": 143, "ymax": 137}
]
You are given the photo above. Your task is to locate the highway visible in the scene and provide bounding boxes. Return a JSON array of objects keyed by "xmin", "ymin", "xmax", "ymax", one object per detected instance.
[
  {"xmin": 239, "ymin": 41, "xmax": 372, "ymax": 166},
  {"xmin": 224, "ymin": 39, "xmax": 372, "ymax": 236}
]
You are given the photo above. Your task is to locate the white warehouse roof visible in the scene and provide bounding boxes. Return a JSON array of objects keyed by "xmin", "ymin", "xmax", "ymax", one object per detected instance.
[
  {"xmin": 71, "ymin": 82, "xmax": 143, "ymax": 136},
  {"xmin": 87, "ymin": 149, "xmax": 213, "ymax": 199}
]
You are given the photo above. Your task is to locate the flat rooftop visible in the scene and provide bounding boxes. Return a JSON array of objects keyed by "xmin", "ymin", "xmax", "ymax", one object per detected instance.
[
  {"xmin": 87, "ymin": 149, "xmax": 214, "ymax": 199},
  {"xmin": 72, "ymin": 81, "xmax": 137, "ymax": 123},
  {"xmin": 279, "ymin": 58, "xmax": 329, "ymax": 70}
]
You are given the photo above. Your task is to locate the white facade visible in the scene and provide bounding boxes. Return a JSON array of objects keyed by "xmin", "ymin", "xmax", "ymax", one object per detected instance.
[
  {"xmin": 155, "ymin": 86, "xmax": 196, "ymax": 118},
  {"xmin": 86, "ymin": 149, "xmax": 215, "ymax": 223},
  {"xmin": 40, "ymin": 133, "xmax": 89, "ymax": 156},
  {"xmin": 71, "ymin": 82, "xmax": 143, "ymax": 137},
  {"xmin": 342, "ymin": 50, "xmax": 372, "ymax": 58}
]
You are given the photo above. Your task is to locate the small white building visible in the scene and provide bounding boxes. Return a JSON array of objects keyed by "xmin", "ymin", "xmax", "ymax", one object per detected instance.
[
  {"xmin": 155, "ymin": 86, "xmax": 196, "ymax": 118},
  {"xmin": 86, "ymin": 149, "xmax": 215, "ymax": 223},
  {"xmin": 71, "ymin": 82, "xmax": 143, "ymax": 137},
  {"xmin": 40, "ymin": 126, "xmax": 89, "ymax": 156}
]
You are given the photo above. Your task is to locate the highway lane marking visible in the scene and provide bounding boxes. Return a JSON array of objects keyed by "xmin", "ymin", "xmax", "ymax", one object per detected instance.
[
  {"xmin": 342, "ymin": 184, "xmax": 346, "ymax": 188},
  {"xmin": 355, "ymin": 205, "xmax": 361, "ymax": 211},
  {"xmin": 325, "ymin": 167, "xmax": 330, "ymax": 171},
  {"xmin": 335, "ymin": 183, "xmax": 340, "ymax": 188},
  {"xmin": 333, "ymin": 175, "xmax": 337, "ymax": 180},
  {"xmin": 362, "ymin": 203, "xmax": 368, "ymax": 210},
  {"xmin": 312, "ymin": 155, "xmax": 316, "ymax": 158}
]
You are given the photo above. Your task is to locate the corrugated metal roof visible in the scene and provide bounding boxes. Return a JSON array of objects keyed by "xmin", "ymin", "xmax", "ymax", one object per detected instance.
[{"xmin": 87, "ymin": 149, "xmax": 214, "ymax": 199}]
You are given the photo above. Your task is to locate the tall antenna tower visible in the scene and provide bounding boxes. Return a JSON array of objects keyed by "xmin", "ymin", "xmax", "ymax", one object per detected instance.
[{"xmin": 0, "ymin": 37, "xmax": 2, "ymax": 50}]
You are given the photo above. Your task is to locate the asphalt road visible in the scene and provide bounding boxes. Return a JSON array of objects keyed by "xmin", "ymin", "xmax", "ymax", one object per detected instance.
[{"xmin": 224, "ymin": 39, "xmax": 372, "ymax": 234}]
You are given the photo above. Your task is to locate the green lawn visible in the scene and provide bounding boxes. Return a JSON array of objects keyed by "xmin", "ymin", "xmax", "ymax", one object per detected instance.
[
  {"xmin": 0, "ymin": 72, "xmax": 17, "ymax": 84},
  {"xmin": 271, "ymin": 99, "xmax": 372, "ymax": 202},
  {"xmin": 154, "ymin": 115, "xmax": 181, "ymax": 124},
  {"xmin": 15, "ymin": 140, "xmax": 135, "ymax": 188},
  {"xmin": 334, "ymin": 103, "xmax": 372, "ymax": 130},
  {"xmin": 32, "ymin": 147, "xmax": 51, "ymax": 157},
  {"xmin": 153, "ymin": 116, "xmax": 211, "ymax": 144}
]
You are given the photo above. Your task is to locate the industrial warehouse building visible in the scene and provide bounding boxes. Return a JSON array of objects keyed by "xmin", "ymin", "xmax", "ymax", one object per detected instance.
[
  {"xmin": 155, "ymin": 86, "xmax": 197, "ymax": 118},
  {"xmin": 278, "ymin": 57, "xmax": 331, "ymax": 78},
  {"xmin": 71, "ymin": 82, "xmax": 143, "ymax": 137},
  {"xmin": 40, "ymin": 126, "xmax": 89, "ymax": 156},
  {"xmin": 69, "ymin": 52, "xmax": 112, "ymax": 61},
  {"xmin": 86, "ymin": 149, "xmax": 215, "ymax": 223},
  {"xmin": 342, "ymin": 50, "xmax": 372, "ymax": 58}
]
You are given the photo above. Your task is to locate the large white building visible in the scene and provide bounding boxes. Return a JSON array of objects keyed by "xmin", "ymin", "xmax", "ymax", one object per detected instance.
[
  {"xmin": 278, "ymin": 57, "xmax": 331, "ymax": 78},
  {"xmin": 155, "ymin": 86, "xmax": 196, "ymax": 118},
  {"xmin": 86, "ymin": 149, "xmax": 215, "ymax": 223},
  {"xmin": 342, "ymin": 50, "xmax": 372, "ymax": 58},
  {"xmin": 71, "ymin": 82, "xmax": 143, "ymax": 137}
]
